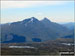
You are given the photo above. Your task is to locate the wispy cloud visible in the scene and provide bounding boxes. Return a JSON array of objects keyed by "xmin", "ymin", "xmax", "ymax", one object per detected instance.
[
  {"xmin": 1, "ymin": 1, "xmax": 68, "ymax": 9},
  {"xmin": 1, "ymin": 1, "xmax": 74, "ymax": 23}
]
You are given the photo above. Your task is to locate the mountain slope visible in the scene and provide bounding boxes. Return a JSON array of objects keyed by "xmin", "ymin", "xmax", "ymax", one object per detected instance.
[
  {"xmin": 41, "ymin": 18, "xmax": 70, "ymax": 37},
  {"xmin": 1, "ymin": 17, "xmax": 70, "ymax": 43},
  {"xmin": 62, "ymin": 22, "xmax": 74, "ymax": 30}
]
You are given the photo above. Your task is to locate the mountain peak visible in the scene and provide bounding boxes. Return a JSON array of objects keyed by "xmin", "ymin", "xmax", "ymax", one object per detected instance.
[
  {"xmin": 22, "ymin": 17, "xmax": 39, "ymax": 24},
  {"xmin": 44, "ymin": 17, "xmax": 51, "ymax": 21},
  {"xmin": 42, "ymin": 17, "xmax": 51, "ymax": 23},
  {"xmin": 31, "ymin": 17, "xmax": 36, "ymax": 19},
  {"xmin": 31, "ymin": 17, "xmax": 39, "ymax": 21}
]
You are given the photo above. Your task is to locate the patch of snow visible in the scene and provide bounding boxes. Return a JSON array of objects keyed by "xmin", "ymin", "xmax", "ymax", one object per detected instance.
[
  {"xmin": 31, "ymin": 18, "xmax": 33, "ymax": 22},
  {"xmin": 24, "ymin": 18, "xmax": 33, "ymax": 26},
  {"xmin": 9, "ymin": 46, "xmax": 35, "ymax": 48},
  {"xmin": 61, "ymin": 43, "xmax": 74, "ymax": 46}
]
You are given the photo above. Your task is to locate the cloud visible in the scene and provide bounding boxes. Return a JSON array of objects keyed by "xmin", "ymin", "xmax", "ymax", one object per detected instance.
[
  {"xmin": 1, "ymin": 1, "xmax": 68, "ymax": 9},
  {"xmin": 37, "ymin": 12, "xmax": 43, "ymax": 15}
]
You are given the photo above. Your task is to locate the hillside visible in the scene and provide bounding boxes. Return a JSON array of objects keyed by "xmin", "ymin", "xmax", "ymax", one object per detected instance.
[{"xmin": 1, "ymin": 17, "xmax": 70, "ymax": 43}]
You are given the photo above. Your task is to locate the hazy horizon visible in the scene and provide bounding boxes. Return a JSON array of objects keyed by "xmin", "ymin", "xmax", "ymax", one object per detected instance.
[{"xmin": 0, "ymin": 17, "xmax": 74, "ymax": 24}]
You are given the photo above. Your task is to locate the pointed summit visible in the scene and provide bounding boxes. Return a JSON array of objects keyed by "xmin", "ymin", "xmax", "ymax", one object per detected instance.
[
  {"xmin": 42, "ymin": 17, "xmax": 51, "ymax": 23},
  {"xmin": 31, "ymin": 17, "xmax": 36, "ymax": 19},
  {"xmin": 31, "ymin": 17, "xmax": 39, "ymax": 22},
  {"xmin": 22, "ymin": 17, "xmax": 39, "ymax": 24}
]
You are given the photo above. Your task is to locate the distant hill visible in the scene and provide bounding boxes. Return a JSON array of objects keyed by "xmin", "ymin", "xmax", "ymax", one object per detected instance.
[
  {"xmin": 59, "ymin": 22, "xmax": 74, "ymax": 39},
  {"xmin": 1, "ymin": 17, "xmax": 71, "ymax": 43},
  {"xmin": 62, "ymin": 22, "xmax": 74, "ymax": 30}
]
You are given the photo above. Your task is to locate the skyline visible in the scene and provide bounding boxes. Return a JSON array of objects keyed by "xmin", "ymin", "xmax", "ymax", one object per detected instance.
[{"xmin": 1, "ymin": 1, "xmax": 74, "ymax": 23}]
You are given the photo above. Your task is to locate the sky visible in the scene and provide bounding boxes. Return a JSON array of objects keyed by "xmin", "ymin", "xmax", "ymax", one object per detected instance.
[{"xmin": 1, "ymin": 1, "xmax": 74, "ymax": 23}]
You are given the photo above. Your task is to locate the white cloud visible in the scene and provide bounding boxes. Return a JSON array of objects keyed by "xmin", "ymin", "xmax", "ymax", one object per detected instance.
[
  {"xmin": 1, "ymin": 1, "xmax": 68, "ymax": 9},
  {"xmin": 37, "ymin": 12, "xmax": 43, "ymax": 15}
]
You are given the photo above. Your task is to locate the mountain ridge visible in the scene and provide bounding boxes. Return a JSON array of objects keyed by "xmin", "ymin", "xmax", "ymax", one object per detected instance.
[{"xmin": 1, "ymin": 17, "xmax": 71, "ymax": 43}]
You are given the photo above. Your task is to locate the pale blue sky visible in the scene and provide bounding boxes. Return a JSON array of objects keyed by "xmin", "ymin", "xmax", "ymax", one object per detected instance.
[{"xmin": 1, "ymin": 1, "xmax": 74, "ymax": 23}]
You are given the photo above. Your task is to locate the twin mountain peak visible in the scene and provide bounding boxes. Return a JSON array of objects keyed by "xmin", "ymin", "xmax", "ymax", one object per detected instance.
[
  {"xmin": 1, "ymin": 17, "xmax": 71, "ymax": 43},
  {"xmin": 22, "ymin": 17, "xmax": 51, "ymax": 23},
  {"xmin": 10, "ymin": 17, "xmax": 51, "ymax": 25}
]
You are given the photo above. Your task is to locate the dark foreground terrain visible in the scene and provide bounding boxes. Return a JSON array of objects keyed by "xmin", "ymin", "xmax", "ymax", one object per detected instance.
[{"xmin": 1, "ymin": 40, "xmax": 74, "ymax": 55}]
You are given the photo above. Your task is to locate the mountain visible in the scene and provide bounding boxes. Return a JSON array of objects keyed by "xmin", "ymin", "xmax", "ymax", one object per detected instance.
[
  {"xmin": 59, "ymin": 22, "xmax": 74, "ymax": 39},
  {"xmin": 1, "ymin": 17, "xmax": 70, "ymax": 43},
  {"xmin": 62, "ymin": 22, "xmax": 74, "ymax": 30},
  {"xmin": 41, "ymin": 18, "xmax": 70, "ymax": 36}
]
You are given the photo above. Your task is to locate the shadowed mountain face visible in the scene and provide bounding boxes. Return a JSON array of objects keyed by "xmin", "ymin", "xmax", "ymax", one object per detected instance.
[
  {"xmin": 1, "ymin": 17, "xmax": 71, "ymax": 43},
  {"xmin": 2, "ymin": 34, "xmax": 26, "ymax": 43}
]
